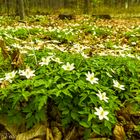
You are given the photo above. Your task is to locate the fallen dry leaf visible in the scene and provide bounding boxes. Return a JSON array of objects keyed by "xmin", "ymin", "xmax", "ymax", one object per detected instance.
[
  {"xmin": 16, "ymin": 124, "xmax": 46, "ymax": 140},
  {"xmin": 0, "ymin": 39, "xmax": 9, "ymax": 59},
  {"xmin": 113, "ymin": 124, "xmax": 126, "ymax": 140},
  {"xmin": 46, "ymin": 127, "xmax": 54, "ymax": 140}
]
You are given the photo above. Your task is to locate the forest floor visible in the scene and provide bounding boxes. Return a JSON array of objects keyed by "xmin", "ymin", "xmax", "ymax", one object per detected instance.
[
  {"xmin": 30, "ymin": 15, "xmax": 140, "ymax": 59},
  {"xmin": 0, "ymin": 15, "xmax": 140, "ymax": 140},
  {"xmin": 1, "ymin": 15, "xmax": 140, "ymax": 56}
]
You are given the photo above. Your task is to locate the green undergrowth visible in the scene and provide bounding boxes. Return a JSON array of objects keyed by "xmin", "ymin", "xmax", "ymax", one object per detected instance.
[
  {"xmin": 0, "ymin": 48, "xmax": 140, "ymax": 138},
  {"xmin": 0, "ymin": 15, "xmax": 140, "ymax": 139}
]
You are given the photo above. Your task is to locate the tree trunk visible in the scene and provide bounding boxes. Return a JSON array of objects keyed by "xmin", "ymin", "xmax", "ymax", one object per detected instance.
[
  {"xmin": 6, "ymin": 0, "xmax": 10, "ymax": 15},
  {"xmin": 83, "ymin": 0, "xmax": 90, "ymax": 14},
  {"xmin": 16, "ymin": 0, "xmax": 25, "ymax": 20}
]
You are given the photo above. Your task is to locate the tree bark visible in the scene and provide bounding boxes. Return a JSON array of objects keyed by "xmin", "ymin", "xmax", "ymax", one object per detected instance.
[
  {"xmin": 83, "ymin": 0, "xmax": 90, "ymax": 14},
  {"xmin": 6, "ymin": 0, "xmax": 10, "ymax": 15},
  {"xmin": 16, "ymin": 0, "xmax": 25, "ymax": 20}
]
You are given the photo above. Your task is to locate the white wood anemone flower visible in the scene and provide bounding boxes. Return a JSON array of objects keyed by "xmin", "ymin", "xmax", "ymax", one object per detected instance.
[
  {"xmin": 113, "ymin": 79, "xmax": 125, "ymax": 90},
  {"xmin": 94, "ymin": 106, "xmax": 109, "ymax": 120},
  {"xmin": 81, "ymin": 52, "xmax": 90, "ymax": 59},
  {"xmin": 19, "ymin": 68, "xmax": 35, "ymax": 79},
  {"xmin": 5, "ymin": 71, "xmax": 17, "ymax": 83},
  {"xmin": 39, "ymin": 56, "xmax": 52, "ymax": 66},
  {"xmin": 96, "ymin": 90, "xmax": 109, "ymax": 102},
  {"xmin": 62, "ymin": 62, "xmax": 75, "ymax": 71},
  {"xmin": 85, "ymin": 71, "xmax": 99, "ymax": 84},
  {"xmin": 52, "ymin": 57, "xmax": 63, "ymax": 64}
]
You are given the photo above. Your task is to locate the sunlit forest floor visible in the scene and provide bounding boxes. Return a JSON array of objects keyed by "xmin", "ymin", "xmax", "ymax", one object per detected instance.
[
  {"xmin": 1, "ymin": 15, "xmax": 140, "ymax": 57},
  {"xmin": 0, "ymin": 15, "xmax": 140, "ymax": 140}
]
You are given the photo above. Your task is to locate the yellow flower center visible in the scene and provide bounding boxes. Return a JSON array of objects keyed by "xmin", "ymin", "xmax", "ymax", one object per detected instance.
[
  {"xmin": 100, "ymin": 110, "xmax": 104, "ymax": 116},
  {"xmin": 67, "ymin": 66, "xmax": 70, "ymax": 70},
  {"xmin": 90, "ymin": 76, "xmax": 94, "ymax": 81}
]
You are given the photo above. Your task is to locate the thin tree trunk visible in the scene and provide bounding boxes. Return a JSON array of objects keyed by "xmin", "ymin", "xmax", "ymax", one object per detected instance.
[
  {"xmin": 5, "ymin": 0, "xmax": 10, "ymax": 15},
  {"xmin": 16, "ymin": 0, "xmax": 25, "ymax": 20},
  {"xmin": 83, "ymin": 0, "xmax": 90, "ymax": 14}
]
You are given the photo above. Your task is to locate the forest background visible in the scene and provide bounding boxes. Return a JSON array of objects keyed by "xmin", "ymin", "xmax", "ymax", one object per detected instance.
[{"xmin": 0, "ymin": 0, "xmax": 140, "ymax": 18}]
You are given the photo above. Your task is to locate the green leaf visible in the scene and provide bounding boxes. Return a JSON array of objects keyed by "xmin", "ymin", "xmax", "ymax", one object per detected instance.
[
  {"xmin": 71, "ymin": 111, "xmax": 79, "ymax": 121},
  {"xmin": 22, "ymin": 91, "xmax": 30, "ymax": 101},
  {"xmin": 35, "ymin": 110, "xmax": 45, "ymax": 122},
  {"xmin": 62, "ymin": 116, "xmax": 71, "ymax": 126},
  {"xmin": 57, "ymin": 83, "xmax": 66, "ymax": 89},
  {"xmin": 89, "ymin": 94, "xmax": 97, "ymax": 105},
  {"xmin": 62, "ymin": 89, "xmax": 72, "ymax": 97},
  {"xmin": 26, "ymin": 112, "xmax": 32, "ymax": 119},
  {"xmin": 26, "ymin": 115, "xmax": 36, "ymax": 128},
  {"xmin": 80, "ymin": 121, "xmax": 90, "ymax": 128},
  {"xmin": 54, "ymin": 76, "xmax": 60, "ymax": 82},
  {"xmin": 92, "ymin": 124, "xmax": 100, "ymax": 134},
  {"xmin": 33, "ymin": 79, "xmax": 45, "ymax": 87},
  {"xmin": 62, "ymin": 109, "xmax": 69, "ymax": 115},
  {"xmin": 104, "ymin": 120, "xmax": 112, "ymax": 131},
  {"xmin": 23, "ymin": 106, "xmax": 31, "ymax": 113},
  {"xmin": 45, "ymin": 79, "xmax": 53, "ymax": 88},
  {"xmin": 76, "ymin": 72, "xmax": 81, "ymax": 79},
  {"xmin": 38, "ymin": 95, "xmax": 47, "ymax": 110},
  {"xmin": 12, "ymin": 95, "xmax": 21, "ymax": 108},
  {"xmin": 48, "ymin": 89, "xmax": 58, "ymax": 95},
  {"xmin": 88, "ymin": 113, "xmax": 93, "ymax": 122},
  {"xmin": 134, "ymin": 94, "xmax": 140, "ymax": 102},
  {"xmin": 78, "ymin": 106, "xmax": 90, "ymax": 115},
  {"xmin": 38, "ymin": 109, "xmax": 46, "ymax": 121},
  {"xmin": 76, "ymin": 80, "xmax": 85, "ymax": 89},
  {"xmin": 34, "ymin": 89, "xmax": 46, "ymax": 95},
  {"xmin": 55, "ymin": 90, "xmax": 61, "ymax": 97},
  {"xmin": 58, "ymin": 102, "xmax": 64, "ymax": 110},
  {"xmin": 78, "ymin": 111, "xmax": 86, "ymax": 115},
  {"xmin": 79, "ymin": 93, "xmax": 88, "ymax": 105},
  {"xmin": 84, "ymin": 129, "xmax": 91, "ymax": 140}
]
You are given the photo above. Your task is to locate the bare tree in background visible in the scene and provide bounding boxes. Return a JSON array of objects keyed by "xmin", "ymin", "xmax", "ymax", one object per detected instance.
[
  {"xmin": 16, "ymin": 0, "xmax": 25, "ymax": 20},
  {"xmin": 6, "ymin": 0, "xmax": 10, "ymax": 15},
  {"xmin": 0, "ymin": 0, "xmax": 140, "ymax": 15},
  {"xmin": 83, "ymin": 0, "xmax": 90, "ymax": 14}
]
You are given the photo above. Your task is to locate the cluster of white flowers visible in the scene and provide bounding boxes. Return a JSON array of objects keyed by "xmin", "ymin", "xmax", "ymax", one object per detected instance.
[
  {"xmin": 93, "ymin": 79, "xmax": 125, "ymax": 120},
  {"xmin": 94, "ymin": 91, "xmax": 109, "ymax": 120},
  {"xmin": 61, "ymin": 62, "xmax": 126, "ymax": 121},
  {"xmin": 47, "ymin": 26, "xmax": 74, "ymax": 37},
  {"xmin": 39, "ymin": 57, "xmax": 52, "ymax": 66},
  {"xmin": 68, "ymin": 44, "xmax": 90, "ymax": 59},
  {"xmin": 19, "ymin": 68, "xmax": 35, "ymax": 79},
  {"xmin": 0, "ymin": 56, "xmax": 125, "ymax": 122},
  {"xmin": 0, "ymin": 71, "xmax": 17, "ymax": 83},
  {"xmin": 5, "ymin": 71, "xmax": 17, "ymax": 83},
  {"xmin": 0, "ymin": 67, "xmax": 35, "ymax": 84},
  {"xmin": 39, "ymin": 55, "xmax": 63, "ymax": 66}
]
